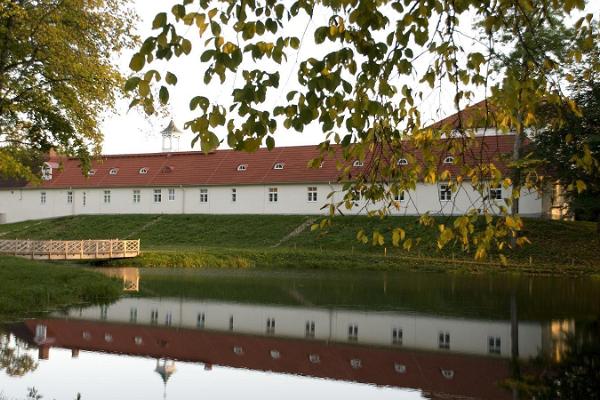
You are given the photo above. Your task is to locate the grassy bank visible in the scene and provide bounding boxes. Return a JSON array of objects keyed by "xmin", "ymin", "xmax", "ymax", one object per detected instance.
[
  {"xmin": 0, "ymin": 256, "xmax": 121, "ymax": 318},
  {"xmin": 1, "ymin": 214, "xmax": 599, "ymax": 274}
]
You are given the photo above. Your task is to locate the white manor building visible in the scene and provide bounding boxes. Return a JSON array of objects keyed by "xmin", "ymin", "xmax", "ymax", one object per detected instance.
[{"xmin": 0, "ymin": 110, "xmax": 553, "ymax": 224}]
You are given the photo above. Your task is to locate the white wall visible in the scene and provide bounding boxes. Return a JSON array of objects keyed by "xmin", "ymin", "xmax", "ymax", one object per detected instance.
[
  {"xmin": 0, "ymin": 182, "xmax": 543, "ymax": 224},
  {"xmin": 65, "ymin": 297, "xmax": 546, "ymax": 359}
]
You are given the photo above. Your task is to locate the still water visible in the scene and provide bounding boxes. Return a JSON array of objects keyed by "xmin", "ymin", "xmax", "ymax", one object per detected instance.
[{"xmin": 1, "ymin": 268, "xmax": 599, "ymax": 399}]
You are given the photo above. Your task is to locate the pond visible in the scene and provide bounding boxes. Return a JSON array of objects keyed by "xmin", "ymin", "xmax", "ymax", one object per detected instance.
[{"xmin": 1, "ymin": 268, "xmax": 599, "ymax": 399}]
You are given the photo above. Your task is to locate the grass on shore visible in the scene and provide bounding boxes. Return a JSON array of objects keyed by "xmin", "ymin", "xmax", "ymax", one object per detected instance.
[
  {"xmin": 0, "ymin": 214, "xmax": 599, "ymax": 274},
  {"xmin": 0, "ymin": 256, "xmax": 121, "ymax": 318}
]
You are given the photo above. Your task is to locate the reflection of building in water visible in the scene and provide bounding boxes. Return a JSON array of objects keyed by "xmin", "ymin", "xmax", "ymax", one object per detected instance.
[
  {"xmin": 543, "ymin": 319, "xmax": 576, "ymax": 363},
  {"xmin": 64, "ymin": 297, "xmax": 549, "ymax": 359},
  {"xmin": 10, "ymin": 298, "xmax": 576, "ymax": 400},
  {"xmin": 99, "ymin": 268, "xmax": 139, "ymax": 292}
]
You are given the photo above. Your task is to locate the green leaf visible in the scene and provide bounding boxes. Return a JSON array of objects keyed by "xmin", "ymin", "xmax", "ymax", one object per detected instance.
[
  {"xmin": 159, "ymin": 86, "xmax": 169, "ymax": 105},
  {"xmin": 165, "ymin": 72, "xmax": 178, "ymax": 85},
  {"xmin": 129, "ymin": 53, "xmax": 145, "ymax": 72},
  {"xmin": 266, "ymin": 136, "xmax": 275, "ymax": 150},
  {"xmin": 124, "ymin": 77, "xmax": 140, "ymax": 92},
  {"xmin": 152, "ymin": 12, "xmax": 167, "ymax": 29}
]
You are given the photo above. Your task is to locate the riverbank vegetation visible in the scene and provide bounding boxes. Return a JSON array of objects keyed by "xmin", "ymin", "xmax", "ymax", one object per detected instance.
[
  {"xmin": 0, "ymin": 215, "xmax": 598, "ymax": 275},
  {"xmin": 0, "ymin": 256, "xmax": 121, "ymax": 318}
]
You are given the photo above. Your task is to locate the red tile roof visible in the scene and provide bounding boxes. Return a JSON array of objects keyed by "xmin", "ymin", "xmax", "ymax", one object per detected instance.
[
  {"xmin": 17, "ymin": 319, "xmax": 512, "ymax": 399},
  {"xmin": 6, "ymin": 135, "xmax": 518, "ymax": 190}
]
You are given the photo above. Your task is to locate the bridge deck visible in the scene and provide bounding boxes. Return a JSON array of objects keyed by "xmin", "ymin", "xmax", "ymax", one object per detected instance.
[{"xmin": 0, "ymin": 239, "xmax": 140, "ymax": 260}]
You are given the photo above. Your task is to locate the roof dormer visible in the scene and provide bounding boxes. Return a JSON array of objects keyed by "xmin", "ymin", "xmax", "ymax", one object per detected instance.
[
  {"xmin": 273, "ymin": 163, "xmax": 285, "ymax": 170},
  {"xmin": 109, "ymin": 168, "xmax": 119, "ymax": 175}
]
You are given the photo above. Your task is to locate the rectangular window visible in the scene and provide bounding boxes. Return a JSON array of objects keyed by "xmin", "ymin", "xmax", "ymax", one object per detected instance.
[
  {"xmin": 268, "ymin": 187, "xmax": 278, "ymax": 202},
  {"xmin": 103, "ymin": 190, "xmax": 111, "ymax": 204},
  {"xmin": 153, "ymin": 189, "xmax": 162, "ymax": 203},
  {"xmin": 490, "ymin": 184, "xmax": 502, "ymax": 200},
  {"xmin": 305, "ymin": 321, "xmax": 316, "ymax": 338},
  {"xmin": 165, "ymin": 312, "xmax": 172, "ymax": 326},
  {"xmin": 197, "ymin": 312, "xmax": 205, "ymax": 328},
  {"xmin": 307, "ymin": 187, "xmax": 317, "ymax": 202},
  {"xmin": 168, "ymin": 188, "xmax": 175, "ymax": 201},
  {"xmin": 133, "ymin": 190, "xmax": 141, "ymax": 203},
  {"xmin": 231, "ymin": 188, "xmax": 237, "ymax": 202},
  {"xmin": 394, "ymin": 191, "xmax": 405, "ymax": 202},
  {"xmin": 40, "ymin": 192, "xmax": 46, "ymax": 204},
  {"xmin": 439, "ymin": 331, "xmax": 450, "ymax": 349},
  {"xmin": 488, "ymin": 336, "xmax": 501, "ymax": 354},
  {"xmin": 82, "ymin": 192, "xmax": 87, "ymax": 206},
  {"xmin": 439, "ymin": 184, "xmax": 451, "ymax": 201},
  {"xmin": 67, "ymin": 191, "xmax": 73, "ymax": 204},
  {"xmin": 266, "ymin": 318, "xmax": 275, "ymax": 334},
  {"xmin": 130, "ymin": 308, "xmax": 137, "ymax": 323},
  {"xmin": 100, "ymin": 305, "xmax": 108, "ymax": 320},
  {"xmin": 348, "ymin": 324, "xmax": 358, "ymax": 341},
  {"xmin": 392, "ymin": 327, "xmax": 403, "ymax": 345},
  {"xmin": 150, "ymin": 309, "xmax": 158, "ymax": 325},
  {"xmin": 200, "ymin": 188, "xmax": 208, "ymax": 203}
]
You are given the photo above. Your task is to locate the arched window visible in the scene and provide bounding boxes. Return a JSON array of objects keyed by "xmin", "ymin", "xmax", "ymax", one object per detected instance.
[
  {"xmin": 443, "ymin": 156, "xmax": 455, "ymax": 164},
  {"xmin": 161, "ymin": 165, "xmax": 174, "ymax": 173},
  {"xmin": 273, "ymin": 162, "xmax": 285, "ymax": 170},
  {"xmin": 109, "ymin": 168, "xmax": 119, "ymax": 175},
  {"xmin": 397, "ymin": 158, "xmax": 408, "ymax": 166},
  {"xmin": 139, "ymin": 167, "xmax": 148, "ymax": 174},
  {"xmin": 88, "ymin": 169, "xmax": 97, "ymax": 176},
  {"xmin": 353, "ymin": 160, "xmax": 364, "ymax": 167},
  {"xmin": 237, "ymin": 164, "xmax": 247, "ymax": 171},
  {"xmin": 441, "ymin": 369, "xmax": 455, "ymax": 379}
]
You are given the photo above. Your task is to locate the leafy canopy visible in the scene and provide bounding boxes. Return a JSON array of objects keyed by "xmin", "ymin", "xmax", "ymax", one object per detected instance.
[
  {"xmin": 127, "ymin": 0, "xmax": 599, "ymax": 260},
  {"xmin": 0, "ymin": 0, "xmax": 137, "ymax": 180}
]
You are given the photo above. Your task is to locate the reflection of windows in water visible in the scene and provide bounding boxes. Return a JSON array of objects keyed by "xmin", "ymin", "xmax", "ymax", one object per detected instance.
[
  {"xmin": 150, "ymin": 309, "xmax": 158, "ymax": 325},
  {"xmin": 100, "ymin": 305, "xmax": 108, "ymax": 320},
  {"xmin": 392, "ymin": 327, "xmax": 403, "ymax": 345},
  {"xmin": 266, "ymin": 318, "xmax": 275, "ymax": 334},
  {"xmin": 439, "ymin": 331, "xmax": 450, "ymax": 349},
  {"xmin": 165, "ymin": 312, "xmax": 172, "ymax": 326},
  {"xmin": 488, "ymin": 336, "xmax": 501, "ymax": 354},
  {"xmin": 348, "ymin": 324, "xmax": 358, "ymax": 341},
  {"xmin": 229, "ymin": 315, "xmax": 234, "ymax": 331},
  {"xmin": 197, "ymin": 312, "xmax": 205, "ymax": 328},
  {"xmin": 305, "ymin": 321, "xmax": 315, "ymax": 338},
  {"xmin": 130, "ymin": 308, "xmax": 137, "ymax": 323}
]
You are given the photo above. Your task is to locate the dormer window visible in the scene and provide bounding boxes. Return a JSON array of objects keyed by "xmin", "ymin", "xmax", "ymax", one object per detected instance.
[
  {"xmin": 161, "ymin": 166, "xmax": 174, "ymax": 173},
  {"xmin": 237, "ymin": 164, "xmax": 247, "ymax": 171},
  {"xmin": 139, "ymin": 167, "xmax": 148, "ymax": 175},
  {"xmin": 397, "ymin": 158, "xmax": 408, "ymax": 166},
  {"xmin": 443, "ymin": 156, "xmax": 455, "ymax": 164},
  {"xmin": 273, "ymin": 163, "xmax": 285, "ymax": 170},
  {"xmin": 353, "ymin": 160, "xmax": 364, "ymax": 167},
  {"xmin": 441, "ymin": 369, "xmax": 455, "ymax": 379},
  {"xmin": 109, "ymin": 168, "xmax": 119, "ymax": 175},
  {"xmin": 88, "ymin": 169, "xmax": 96, "ymax": 176}
]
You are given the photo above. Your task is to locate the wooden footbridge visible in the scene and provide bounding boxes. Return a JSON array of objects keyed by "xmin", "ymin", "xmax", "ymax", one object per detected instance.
[{"xmin": 0, "ymin": 239, "xmax": 140, "ymax": 260}]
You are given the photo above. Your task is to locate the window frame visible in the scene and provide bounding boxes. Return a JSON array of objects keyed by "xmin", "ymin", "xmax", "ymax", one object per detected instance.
[
  {"xmin": 237, "ymin": 164, "xmax": 247, "ymax": 171},
  {"xmin": 273, "ymin": 162, "xmax": 285, "ymax": 170},
  {"xmin": 103, "ymin": 190, "xmax": 111, "ymax": 204},
  {"xmin": 489, "ymin": 184, "xmax": 502, "ymax": 200},
  {"xmin": 40, "ymin": 192, "xmax": 46, "ymax": 204},
  {"xmin": 268, "ymin": 187, "xmax": 278, "ymax": 202},
  {"xmin": 67, "ymin": 191, "xmax": 73, "ymax": 204},
  {"xmin": 397, "ymin": 158, "xmax": 408, "ymax": 166},
  {"xmin": 307, "ymin": 186, "xmax": 317, "ymax": 202},
  {"xmin": 199, "ymin": 188, "xmax": 208, "ymax": 203},
  {"xmin": 352, "ymin": 160, "xmax": 364, "ymax": 167},
  {"xmin": 133, "ymin": 190, "xmax": 141, "ymax": 203},
  {"xmin": 153, "ymin": 189, "xmax": 162, "ymax": 203},
  {"xmin": 231, "ymin": 188, "xmax": 237, "ymax": 202},
  {"xmin": 439, "ymin": 183, "xmax": 452, "ymax": 202},
  {"xmin": 168, "ymin": 188, "xmax": 175, "ymax": 201},
  {"xmin": 139, "ymin": 167, "xmax": 148, "ymax": 175},
  {"xmin": 443, "ymin": 156, "xmax": 455, "ymax": 164},
  {"xmin": 393, "ymin": 191, "xmax": 405, "ymax": 202},
  {"xmin": 108, "ymin": 168, "xmax": 119, "ymax": 175}
]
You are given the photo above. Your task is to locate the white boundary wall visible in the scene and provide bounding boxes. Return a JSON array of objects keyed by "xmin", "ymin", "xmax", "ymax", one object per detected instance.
[{"xmin": 0, "ymin": 182, "xmax": 542, "ymax": 224}]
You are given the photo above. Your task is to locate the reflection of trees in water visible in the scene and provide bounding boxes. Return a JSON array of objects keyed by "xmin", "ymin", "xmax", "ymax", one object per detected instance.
[
  {"xmin": 510, "ymin": 319, "xmax": 600, "ymax": 399},
  {"xmin": 0, "ymin": 334, "xmax": 38, "ymax": 377}
]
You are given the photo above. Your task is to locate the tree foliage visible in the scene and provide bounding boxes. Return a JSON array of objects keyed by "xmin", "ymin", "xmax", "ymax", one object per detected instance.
[
  {"xmin": 127, "ymin": 0, "xmax": 599, "ymax": 259},
  {"xmin": 0, "ymin": 0, "xmax": 137, "ymax": 180}
]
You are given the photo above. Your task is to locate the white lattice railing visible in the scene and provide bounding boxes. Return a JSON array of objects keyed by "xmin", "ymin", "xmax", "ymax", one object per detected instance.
[{"xmin": 0, "ymin": 239, "xmax": 140, "ymax": 260}]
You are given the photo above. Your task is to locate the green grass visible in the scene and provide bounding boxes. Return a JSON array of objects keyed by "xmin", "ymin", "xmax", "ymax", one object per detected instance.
[
  {"xmin": 1, "ymin": 214, "xmax": 599, "ymax": 274},
  {"xmin": 0, "ymin": 256, "xmax": 121, "ymax": 318}
]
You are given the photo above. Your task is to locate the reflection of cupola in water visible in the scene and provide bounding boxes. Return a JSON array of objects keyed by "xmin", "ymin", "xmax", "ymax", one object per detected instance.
[
  {"xmin": 155, "ymin": 358, "xmax": 176, "ymax": 399},
  {"xmin": 160, "ymin": 119, "xmax": 183, "ymax": 152}
]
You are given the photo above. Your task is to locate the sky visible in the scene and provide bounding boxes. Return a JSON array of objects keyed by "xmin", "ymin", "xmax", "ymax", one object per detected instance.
[
  {"xmin": 100, "ymin": 1, "xmax": 479, "ymax": 155},
  {"xmin": 98, "ymin": 1, "xmax": 593, "ymax": 155}
]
